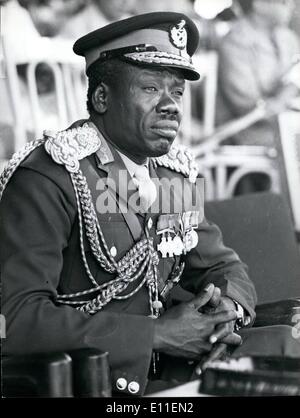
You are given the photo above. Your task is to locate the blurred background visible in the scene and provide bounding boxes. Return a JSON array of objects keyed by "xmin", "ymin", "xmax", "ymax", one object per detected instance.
[{"xmin": 1, "ymin": 0, "xmax": 300, "ymax": 234}]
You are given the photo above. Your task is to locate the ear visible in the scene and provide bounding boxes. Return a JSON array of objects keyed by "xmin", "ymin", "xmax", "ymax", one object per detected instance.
[{"xmin": 92, "ymin": 82, "xmax": 109, "ymax": 114}]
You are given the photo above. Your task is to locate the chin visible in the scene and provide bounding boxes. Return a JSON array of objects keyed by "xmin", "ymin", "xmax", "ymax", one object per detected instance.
[{"xmin": 150, "ymin": 138, "xmax": 174, "ymax": 157}]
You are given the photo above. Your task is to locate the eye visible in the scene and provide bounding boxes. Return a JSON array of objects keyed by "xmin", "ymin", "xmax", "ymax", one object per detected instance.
[
  {"xmin": 173, "ymin": 89, "xmax": 184, "ymax": 97},
  {"xmin": 144, "ymin": 86, "xmax": 158, "ymax": 93}
]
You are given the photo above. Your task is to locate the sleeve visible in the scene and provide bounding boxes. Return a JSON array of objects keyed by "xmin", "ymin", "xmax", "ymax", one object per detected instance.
[
  {"xmin": 218, "ymin": 38, "xmax": 264, "ymax": 116},
  {"xmin": 0, "ymin": 167, "xmax": 154, "ymax": 396},
  {"xmin": 181, "ymin": 217, "xmax": 257, "ymax": 324}
]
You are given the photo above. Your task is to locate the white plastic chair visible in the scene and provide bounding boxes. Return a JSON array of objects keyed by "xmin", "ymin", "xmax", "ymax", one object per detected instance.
[
  {"xmin": 180, "ymin": 51, "xmax": 218, "ymax": 145},
  {"xmin": 2, "ymin": 35, "xmax": 87, "ymax": 152}
]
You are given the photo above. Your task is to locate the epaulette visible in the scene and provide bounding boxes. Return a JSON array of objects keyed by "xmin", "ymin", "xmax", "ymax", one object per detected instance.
[
  {"xmin": 152, "ymin": 144, "xmax": 198, "ymax": 183},
  {"xmin": 44, "ymin": 123, "xmax": 101, "ymax": 173}
]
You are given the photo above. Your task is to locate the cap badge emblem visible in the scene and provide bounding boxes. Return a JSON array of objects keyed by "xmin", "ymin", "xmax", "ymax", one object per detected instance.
[{"xmin": 170, "ymin": 20, "xmax": 187, "ymax": 50}]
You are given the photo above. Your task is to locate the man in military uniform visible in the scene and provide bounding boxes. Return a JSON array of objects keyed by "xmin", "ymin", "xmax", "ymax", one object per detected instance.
[{"xmin": 1, "ymin": 12, "xmax": 299, "ymax": 396}]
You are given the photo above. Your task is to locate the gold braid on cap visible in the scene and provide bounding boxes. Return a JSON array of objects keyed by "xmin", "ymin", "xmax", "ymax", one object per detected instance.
[
  {"xmin": 0, "ymin": 124, "xmax": 161, "ymax": 317},
  {"xmin": 124, "ymin": 51, "xmax": 195, "ymax": 69}
]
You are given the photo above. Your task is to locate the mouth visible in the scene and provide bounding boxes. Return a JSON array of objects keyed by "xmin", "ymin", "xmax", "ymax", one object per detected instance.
[{"xmin": 151, "ymin": 121, "xmax": 179, "ymax": 139}]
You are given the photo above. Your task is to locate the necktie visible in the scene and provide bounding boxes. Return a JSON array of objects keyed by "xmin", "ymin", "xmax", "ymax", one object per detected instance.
[{"xmin": 133, "ymin": 165, "xmax": 157, "ymax": 212}]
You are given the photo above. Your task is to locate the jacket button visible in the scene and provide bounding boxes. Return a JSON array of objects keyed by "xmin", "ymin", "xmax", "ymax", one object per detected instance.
[
  {"xmin": 128, "ymin": 381, "xmax": 140, "ymax": 394},
  {"xmin": 110, "ymin": 246, "xmax": 117, "ymax": 257},
  {"xmin": 116, "ymin": 377, "xmax": 127, "ymax": 391},
  {"xmin": 147, "ymin": 217, "xmax": 153, "ymax": 230}
]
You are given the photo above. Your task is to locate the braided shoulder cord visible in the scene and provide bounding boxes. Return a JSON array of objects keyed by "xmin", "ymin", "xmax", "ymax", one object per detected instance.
[
  {"xmin": 71, "ymin": 170, "xmax": 155, "ymax": 278},
  {"xmin": 75, "ymin": 241, "xmax": 160, "ymax": 315},
  {"xmin": 71, "ymin": 171, "xmax": 117, "ymax": 274},
  {"xmin": 56, "ymin": 168, "xmax": 161, "ymax": 315},
  {"xmin": 77, "ymin": 253, "xmax": 154, "ymax": 315},
  {"xmin": 0, "ymin": 139, "xmax": 46, "ymax": 200}
]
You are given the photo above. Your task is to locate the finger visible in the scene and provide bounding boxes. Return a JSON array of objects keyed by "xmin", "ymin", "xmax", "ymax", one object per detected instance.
[
  {"xmin": 209, "ymin": 320, "xmax": 235, "ymax": 344},
  {"xmin": 209, "ymin": 322, "xmax": 233, "ymax": 344},
  {"xmin": 208, "ymin": 287, "xmax": 221, "ymax": 309},
  {"xmin": 200, "ymin": 341, "xmax": 214, "ymax": 353},
  {"xmin": 210, "ymin": 309, "xmax": 237, "ymax": 325},
  {"xmin": 189, "ymin": 283, "xmax": 215, "ymax": 310},
  {"xmin": 216, "ymin": 318, "xmax": 235, "ymax": 333},
  {"xmin": 195, "ymin": 343, "xmax": 227, "ymax": 375},
  {"xmin": 205, "ymin": 343, "xmax": 227, "ymax": 364},
  {"xmin": 199, "ymin": 287, "xmax": 221, "ymax": 314},
  {"xmin": 220, "ymin": 333, "xmax": 243, "ymax": 346}
]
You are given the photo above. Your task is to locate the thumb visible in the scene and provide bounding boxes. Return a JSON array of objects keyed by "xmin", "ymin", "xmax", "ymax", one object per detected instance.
[{"xmin": 189, "ymin": 284, "xmax": 215, "ymax": 311}]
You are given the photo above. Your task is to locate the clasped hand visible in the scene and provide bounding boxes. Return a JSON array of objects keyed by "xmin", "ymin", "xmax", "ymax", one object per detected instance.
[{"xmin": 153, "ymin": 284, "xmax": 241, "ymax": 360}]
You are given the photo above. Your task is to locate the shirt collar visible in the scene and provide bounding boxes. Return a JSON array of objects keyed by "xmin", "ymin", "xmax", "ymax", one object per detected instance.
[{"xmin": 117, "ymin": 150, "xmax": 149, "ymax": 178}]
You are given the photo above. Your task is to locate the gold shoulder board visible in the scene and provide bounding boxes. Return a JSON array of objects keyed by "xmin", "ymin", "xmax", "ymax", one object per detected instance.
[
  {"xmin": 44, "ymin": 123, "xmax": 101, "ymax": 173},
  {"xmin": 152, "ymin": 145, "xmax": 198, "ymax": 183}
]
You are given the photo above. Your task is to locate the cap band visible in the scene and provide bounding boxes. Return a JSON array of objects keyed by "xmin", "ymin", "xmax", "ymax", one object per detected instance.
[
  {"xmin": 98, "ymin": 44, "xmax": 158, "ymax": 60},
  {"xmin": 124, "ymin": 50, "xmax": 194, "ymax": 70}
]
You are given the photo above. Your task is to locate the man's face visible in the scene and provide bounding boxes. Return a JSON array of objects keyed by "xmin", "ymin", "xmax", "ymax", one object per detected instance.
[{"xmin": 102, "ymin": 65, "xmax": 185, "ymax": 160}]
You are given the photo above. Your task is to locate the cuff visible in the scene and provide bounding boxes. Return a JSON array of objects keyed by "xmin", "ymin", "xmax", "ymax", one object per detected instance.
[{"xmin": 231, "ymin": 299, "xmax": 251, "ymax": 330}]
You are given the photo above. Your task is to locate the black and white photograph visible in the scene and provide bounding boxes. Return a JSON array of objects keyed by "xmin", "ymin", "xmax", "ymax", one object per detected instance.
[{"xmin": 0, "ymin": 0, "xmax": 300, "ymax": 404}]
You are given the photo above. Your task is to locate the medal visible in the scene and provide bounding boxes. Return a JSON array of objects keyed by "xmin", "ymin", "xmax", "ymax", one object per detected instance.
[
  {"xmin": 181, "ymin": 211, "xmax": 200, "ymax": 253},
  {"xmin": 172, "ymin": 235, "xmax": 184, "ymax": 256},
  {"xmin": 157, "ymin": 214, "xmax": 183, "ymax": 258},
  {"xmin": 184, "ymin": 228, "xmax": 198, "ymax": 253},
  {"xmin": 157, "ymin": 233, "xmax": 169, "ymax": 258},
  {"xmin": 157, "ymin": 229, "xmax": 175, "ymax": 258},
  {"xmin": 190, "ymin": 228, "xmax": 198, "ymax": 249},
  {"xmin": 182, "ymin": 211, "xmax": 192, "ymax": 232},
  {"xmin": 166, "ymin": 233, "xmax": 174, "ymax": 258},
  {"xmin": 168, "ymin": 214, "xmax": 184, "ymax": 256},
  {"xmin": 184, "ymin": 230, "xmax": 193, "ymax": 253}
]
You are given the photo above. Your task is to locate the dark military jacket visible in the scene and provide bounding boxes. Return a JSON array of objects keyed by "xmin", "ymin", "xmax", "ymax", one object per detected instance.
[{"xmin": 0, "ymin": 121, "xmax": 257, "ymax": 396}]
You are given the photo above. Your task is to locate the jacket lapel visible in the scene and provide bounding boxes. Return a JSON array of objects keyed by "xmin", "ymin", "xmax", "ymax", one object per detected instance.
[{"xmin": 88, "ymin": 135, "xmax": 144, "ymax": 243}]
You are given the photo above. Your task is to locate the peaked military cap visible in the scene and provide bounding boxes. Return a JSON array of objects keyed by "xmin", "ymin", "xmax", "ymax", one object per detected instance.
[{"xmin": 73, "ymin": 12, "xmax": 200, "ymax": 81}]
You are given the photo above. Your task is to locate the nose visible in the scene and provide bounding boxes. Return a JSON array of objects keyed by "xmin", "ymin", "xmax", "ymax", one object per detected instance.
[{"xmin": 156, "ymin": 92, "xmax": 180, "ymax": 116}]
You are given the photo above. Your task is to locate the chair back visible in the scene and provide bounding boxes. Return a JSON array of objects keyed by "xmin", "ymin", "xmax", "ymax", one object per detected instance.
[
  {"xmin": 181, "ymin": 51, "xmax": 218, "ymax": 145},
  {"xmin": 2, "ymin": 35, "xmax": 87, "ymax": 151},
  {"xmin": 205, "ymin": 192, "xmax": 300, "ymax": 303},
  {"xmin": 278, "ymin": 111, "xmax": 300, "ymax": 233}
]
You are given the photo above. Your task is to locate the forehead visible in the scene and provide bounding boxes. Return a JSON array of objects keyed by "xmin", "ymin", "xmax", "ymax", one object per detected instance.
[{"xmin": 124, "ymin": 65, "xmax": 186, "ymax": 84}]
